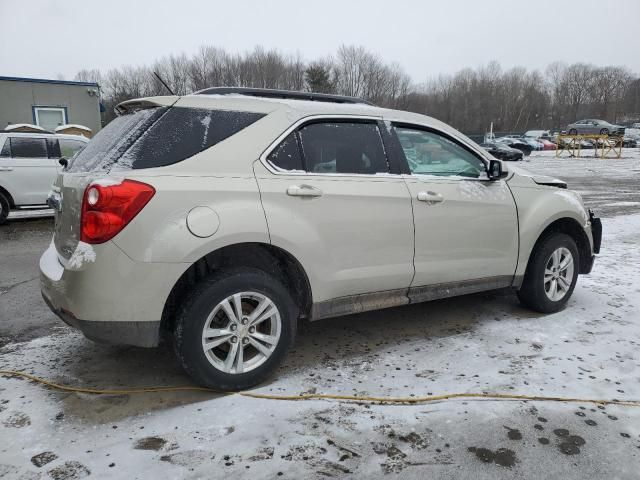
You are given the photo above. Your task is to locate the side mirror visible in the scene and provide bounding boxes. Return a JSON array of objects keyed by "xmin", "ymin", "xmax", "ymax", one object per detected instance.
[
  {"xmin": 488, "ymin": 159, "xmax": 505, "ymax": 181},
  {"xmin": 58, "ymin": 157, "xmax": 68, "ymax": 169}
]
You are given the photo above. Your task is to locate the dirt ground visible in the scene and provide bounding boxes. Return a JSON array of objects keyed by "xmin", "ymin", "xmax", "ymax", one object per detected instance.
[{"xmin": 1, "ymin": 149, "xmax": 639, "ymax": 479}]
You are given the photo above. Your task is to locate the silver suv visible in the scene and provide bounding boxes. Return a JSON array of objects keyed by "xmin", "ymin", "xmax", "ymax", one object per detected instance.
[{"xmin": 40, "ymin": 88, "xmax": 602, "ymax": 390}]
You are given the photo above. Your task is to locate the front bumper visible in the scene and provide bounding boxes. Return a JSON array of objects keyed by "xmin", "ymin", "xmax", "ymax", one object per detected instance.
[
  {"xmin": 589, "ymin": 210, "xmax": 602, "ymax": 254},
  {"xmin": 40, "ymin": 240, "xmax": 188, "ymax": 347},
  {"xmin": 580, "ymin": 210, "xmax": 602, "ymax": 275}
]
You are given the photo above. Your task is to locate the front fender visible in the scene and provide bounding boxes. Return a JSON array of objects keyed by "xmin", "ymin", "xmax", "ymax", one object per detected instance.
[{"xmin": 510, "ymin": 184, "xmax": 592, "ymax": 278}]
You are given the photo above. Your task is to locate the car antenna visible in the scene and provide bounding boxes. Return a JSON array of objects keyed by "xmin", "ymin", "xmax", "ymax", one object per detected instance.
[{"xmin": 153, "ymin": 71, "xmax": 176, "ymax": 96}]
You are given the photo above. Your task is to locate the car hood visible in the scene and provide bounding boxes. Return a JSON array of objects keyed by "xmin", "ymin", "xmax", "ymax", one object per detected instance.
[{"xmin": 506, "ymin": 164, "xmax": 567, "ymax": 188}]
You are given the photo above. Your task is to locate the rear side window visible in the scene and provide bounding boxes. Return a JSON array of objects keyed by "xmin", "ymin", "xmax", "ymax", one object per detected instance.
[
  {"xmin": 69, "ymin": 107, "xmax": 264, "ymax": 172},
  {"xmin": 266, "ymin": 133, "xmax": 303, "ymax": 171},
  {"xmin": 68, "ymin": 107, "xmax": 163, "ymax": 172},
  {"xmin": 121, "ymin": 108, "xmax": 264, "ymax": 170},
  {"xmin": 298, "ymin": 122, "xmax": 389, "ymax": 174},
  {"xmin": 9, "ymin": 137, "xmax": 48, "ymax": 158}
]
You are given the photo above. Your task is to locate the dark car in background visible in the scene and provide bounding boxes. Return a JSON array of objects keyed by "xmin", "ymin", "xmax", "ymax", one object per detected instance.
[
  {"xmin": 480, "ymin": 142, "xmax": 524, "ymax": 161},
  {"xmin": 495, "ymin": 137, "xmax": 533, "ymax": 156}
]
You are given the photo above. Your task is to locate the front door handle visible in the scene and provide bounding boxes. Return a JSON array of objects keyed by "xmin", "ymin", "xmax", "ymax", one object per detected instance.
[
  {"xmin": 286, "ymin": 185, "xmax": 323, "ymax": 198},
  {"xmin": 417, "ymin": 191, "xmax": 444, "ymax": 204},
  {"xmin": 0, "ymin": 167, "xmax": 13, "ymax": 171}
]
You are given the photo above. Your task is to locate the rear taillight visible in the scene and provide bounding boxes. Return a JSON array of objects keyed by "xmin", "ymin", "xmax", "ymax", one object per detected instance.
[{"xmin": 81, "ymin": 180, "xmax": 155, "ymax": 244}]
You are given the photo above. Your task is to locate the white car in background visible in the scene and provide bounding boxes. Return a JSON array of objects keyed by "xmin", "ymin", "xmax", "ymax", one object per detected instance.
[{"xmin": 0, "ymin": 131, "xmax": 88, "ymax": 224}]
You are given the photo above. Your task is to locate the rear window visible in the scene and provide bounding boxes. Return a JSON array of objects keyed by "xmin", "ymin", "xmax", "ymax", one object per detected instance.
[{"xmin": 68, "ymin": 106, "xmax": 264, "ymax": 172}]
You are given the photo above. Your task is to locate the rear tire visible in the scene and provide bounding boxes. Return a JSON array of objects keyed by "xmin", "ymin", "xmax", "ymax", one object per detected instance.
[
  {"xmin": 0, "ymin": 192, "xmax": 10, "ymax": 225},
  {"xmin": 517, "ymin": 233, "xmax": 579, "ymax": 313},
  {"xmin": 174, "ymin": 267, "xmax": 297, "ymax": 391},
  {"xmin": 600, "ymin": 128, "xmax": 609, "ymax": 135}
]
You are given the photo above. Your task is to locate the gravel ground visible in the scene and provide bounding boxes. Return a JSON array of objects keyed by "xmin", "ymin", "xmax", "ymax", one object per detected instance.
[{"xmin": 0, "ymin": 148, "xmax": 639, "ymax": 479}]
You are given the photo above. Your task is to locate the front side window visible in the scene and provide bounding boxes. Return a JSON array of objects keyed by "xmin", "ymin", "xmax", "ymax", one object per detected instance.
[
  {"xmin": 297, "ymin": 122, "xmax": 388, "ymax": 175},
  {"xmin": 59, "ymin": 138, "xmax": 87, "ymax": 158},
  {"xmin": 9, "ymin": 137, "xmax": 48, "ymax": 158},
  {"xmin": 394, "ymin": 127, "xmax": 486, "ymax": 178}
]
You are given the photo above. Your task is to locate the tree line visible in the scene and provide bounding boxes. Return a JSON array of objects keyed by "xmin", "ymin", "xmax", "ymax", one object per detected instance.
[{"xmin": 75, "ymin": 45, "xmax": 640, "ymax": 133}]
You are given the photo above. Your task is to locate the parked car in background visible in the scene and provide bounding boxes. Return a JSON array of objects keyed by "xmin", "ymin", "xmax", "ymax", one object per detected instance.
[
  {"xmin": 521, "ymin": 137, "xmax": 545, "ymax": 151},
  {"xmin": 524, "ymin": 130, "xmax": 553, "ymax": 141},
  {"xmin": 480, "ymin": 141, "xmax": 524, "ymax": 161},
  {"xmin": 558, "ymin": 137, "xmax": 595, "ymax": 150},
  {"xmin": 495, "ymin": 137, "xmax": 533, "ymax": 156},
  {"xmin": 566, "ymin": 119, "xmax": 625, "ymax": 136},
  {"xmin": 622, "ymin": 136, "xmax": 637, "ymax": 148},
  {"xmin": 40, "ymin": 87, "xmax": 600, "ymax": 390},
  {"xmin": 538, "ymin": 139, "xmax": 557, "ymax": 150},
  {"xmin": 0, "ymin": 131, "xmax": 88, "ymax": 224}
]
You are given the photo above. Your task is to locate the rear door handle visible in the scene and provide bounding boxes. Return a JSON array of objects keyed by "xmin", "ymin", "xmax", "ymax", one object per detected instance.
[
  {"xmin": 417, "ymin": 191, "xmax": 444, "ymax": 204},
  {"xmin": 0, "ymin": 167, "xmax": 13, "ymax": 171},
  {"xmin": 286, "ymin": 185, "xmax": 323, "ymax": 197}
]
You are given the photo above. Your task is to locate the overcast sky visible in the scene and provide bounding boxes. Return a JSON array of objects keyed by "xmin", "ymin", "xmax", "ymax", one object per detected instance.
[{"xmin": 1, "ymin": 0, "xmax": 638, "ymax": 82}]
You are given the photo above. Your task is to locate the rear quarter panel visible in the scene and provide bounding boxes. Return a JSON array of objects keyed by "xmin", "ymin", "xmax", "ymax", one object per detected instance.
[{"xmin": 111, "ymin": 174, "xmax": 270, "ymax": 263}]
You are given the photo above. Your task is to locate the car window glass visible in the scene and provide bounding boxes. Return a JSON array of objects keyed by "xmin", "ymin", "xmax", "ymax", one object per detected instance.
[
  {"xmin": 267, "ymin": 133, "xmax": 303, "ymax": 171},
  {"xmin": 46, "ymin": 138, "xmax": 61, "ymax": 159},
  {"xmin": 9, "ymin": 137, "xmax": 48, "ymax": 158},
  {"xmin": 394, "ymin": 127, "xmax": 486, "ymax": 178},
  {"xmin": 297, "ymin": 122, "xmax": 388, "ymax": 174},
  {"xmin": 0, "ymin": 139, "xmax": 10, "ymax": 157},
  {"xmin": 59, "ymin": 139, "xmax": 87, "ymax": 158}
]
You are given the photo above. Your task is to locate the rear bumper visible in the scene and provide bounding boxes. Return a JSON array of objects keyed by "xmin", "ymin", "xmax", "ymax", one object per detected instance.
[
  {"xmin": 42, "ymin": 292, "xmax": 160, "ymax": 347},
  {"xmin": 39, "ymin": 240, "xmax": 189, "ymax": 347}
]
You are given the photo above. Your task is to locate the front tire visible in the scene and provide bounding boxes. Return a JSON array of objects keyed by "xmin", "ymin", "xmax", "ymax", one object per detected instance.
[
  {"xmin": 568, "ymin": 129, "xmax": 577, "ymax": 135},
  {"xmin": 0, "ymin": 191, "xmax": 10, "ymax": 225},
  {"xmin": 174, "ymin": 267, "xmax": 297, "ymax": 391},
  {"xmin": 517, "ymin": 233, "xmax": 579, "ymax": 313},
  {"xmin": 600, "ymin": 128, "xmax": 609, "ymax": 135}
]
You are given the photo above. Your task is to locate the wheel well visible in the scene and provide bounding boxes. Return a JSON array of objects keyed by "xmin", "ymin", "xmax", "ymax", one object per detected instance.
[
  {"xmin": 0, "ymin": 186, "xmax": 15, "ymax": 208},
  {"xmin": 529, "ymin": 218, "xmax": 592, "ymax": 275},
  {"xmin": 160, "ymin": 243, "xmax": 312, "ymax": 338}
]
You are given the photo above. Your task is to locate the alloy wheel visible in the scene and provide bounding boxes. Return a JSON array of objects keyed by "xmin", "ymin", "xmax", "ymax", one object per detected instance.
[
  {"xmin": 201, "ymin": 291, "xmax": 281, "ymax": 374},
  {"xmin": 544, "ymin": 247, "xmax": 574, "ymax": 301}
]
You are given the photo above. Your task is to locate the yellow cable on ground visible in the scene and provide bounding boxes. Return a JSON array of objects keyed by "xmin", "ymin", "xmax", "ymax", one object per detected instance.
[{"xmin": 2, "ymin": 370, "xmax": 640, "ymax": 408}]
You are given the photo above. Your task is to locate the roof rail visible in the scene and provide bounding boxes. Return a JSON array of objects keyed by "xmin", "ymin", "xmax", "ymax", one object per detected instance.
[{"xmin": 194, "ymin": 87, "xmax": 375, "ymax": 106}]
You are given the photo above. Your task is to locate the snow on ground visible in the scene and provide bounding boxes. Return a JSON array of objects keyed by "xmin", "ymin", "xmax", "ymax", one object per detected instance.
[
  {"xmin": 521, "ymin": 148, "xmax": 640, "ymax": 217},
  {"xmin": 1, "ymin": 149, "xmax": 640, "ymax": 479}
]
